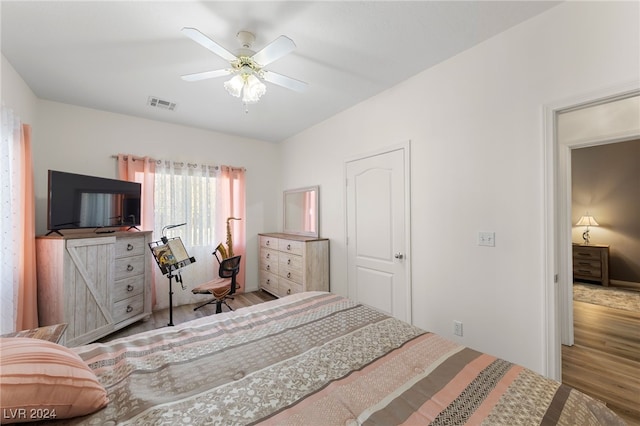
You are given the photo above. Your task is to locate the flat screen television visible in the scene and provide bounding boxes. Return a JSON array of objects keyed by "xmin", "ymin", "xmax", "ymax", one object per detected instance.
[{"xmin": 47, "ymin": 170, "xmax": 142, "ymax": 233}]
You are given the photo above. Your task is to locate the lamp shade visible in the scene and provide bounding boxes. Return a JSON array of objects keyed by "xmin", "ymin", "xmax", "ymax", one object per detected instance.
[
  {"xmin": 576, "ymin": 215, "xmax": 599, "ymax": 227},
  {"xmin": 224, "ymin": 73, "xmax": 266, "ymax": 105},
  {"xmin": 242, "ymin": 75, "xmax": 266, "ymax": 104},
  {"xmin": 224, "ymin": 75, "xmax": 244, "ymax": 98}
]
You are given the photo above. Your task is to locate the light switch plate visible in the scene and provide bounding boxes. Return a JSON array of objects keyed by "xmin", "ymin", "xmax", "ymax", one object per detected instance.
[{"xmin": 478, "ymin": 232, "xmax": 495, "ymax": 247}]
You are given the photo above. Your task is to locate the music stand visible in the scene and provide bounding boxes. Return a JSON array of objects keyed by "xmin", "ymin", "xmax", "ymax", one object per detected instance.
[{"xmin": 149, "ymin": 237, "xmax": 195, "ymax": 326}]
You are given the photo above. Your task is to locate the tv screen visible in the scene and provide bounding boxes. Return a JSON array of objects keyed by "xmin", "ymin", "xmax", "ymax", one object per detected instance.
[{"xmin": 47, "ymin": 170, "xmax": 142, "ymax": 232}]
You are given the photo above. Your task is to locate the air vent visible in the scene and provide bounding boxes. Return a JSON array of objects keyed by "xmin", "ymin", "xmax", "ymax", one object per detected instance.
[{"xmin": 147, "ymin": 96, "xmax": 177, "ymax": 111}]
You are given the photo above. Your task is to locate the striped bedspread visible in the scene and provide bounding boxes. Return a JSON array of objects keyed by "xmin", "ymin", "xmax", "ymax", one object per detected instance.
[{"xmin": 64, "ymin": 292, "xmax": 622, "ymax": 425}]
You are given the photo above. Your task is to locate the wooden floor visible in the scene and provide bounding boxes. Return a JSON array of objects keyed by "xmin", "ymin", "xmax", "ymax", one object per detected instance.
[
  {"xmin": 99, "ymin": 290, "xmax": 276, "ymax": 342},
  {"xmin": 562, "ymin": 300, "xmax": 640, "ymax": 425}
]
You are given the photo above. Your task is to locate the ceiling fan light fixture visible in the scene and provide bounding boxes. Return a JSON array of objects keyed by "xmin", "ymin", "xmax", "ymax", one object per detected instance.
[
  {"xmin": 182, "ymin": 27, "xmax": 306, "ymax": 110},
  {"xmin": 224, "ymin": 74, "xmax": 245, "ymax": 98},
  {"xmin": 242, "ymin": 74, "xmax": 266, "ymax": 104},
  {"xmin": 224, "ymin": 72, "xmax": 266, "ymax": 104}
]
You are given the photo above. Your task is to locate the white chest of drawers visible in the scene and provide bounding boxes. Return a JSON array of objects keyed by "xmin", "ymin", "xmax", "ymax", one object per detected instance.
[
  {"xmin": 36, "ymin": 231, "xmax": 152, "ymax": 346},
  {"xmin": 258, "ymin": 233, "xmax": 329, "ymax": 297}
]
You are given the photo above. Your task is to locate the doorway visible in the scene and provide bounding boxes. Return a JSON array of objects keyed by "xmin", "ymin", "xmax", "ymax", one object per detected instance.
[
  {"xmin": 345, "ymin": 142, "xmax": 412, "ymax": 323},
  {"xmin": 544, "ymin": 85, "xmax": 640, "ymax": 380}
]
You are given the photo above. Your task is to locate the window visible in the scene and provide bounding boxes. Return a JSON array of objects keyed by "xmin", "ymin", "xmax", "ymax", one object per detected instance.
[
  {"xmin": 118, "ymin": 155, "xmax": 246, "ymax": 310},
  {"xmin": 153, "ymin": 161, "xmax": 218, "ymax": 247},
  {"xmin": 152, "ymin": 161, "xmax": 220, "ymax": 308}
]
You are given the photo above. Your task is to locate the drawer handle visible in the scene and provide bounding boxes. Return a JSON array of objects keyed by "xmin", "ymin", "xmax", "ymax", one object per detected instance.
[
  {"xmin": 266, "ymin": 264, "xmax": 270, "ymax": 271},
  {"xmin": 577, "ymin": 252, "xmax": 591, "ymax": 257},
  {"xmin": 578, "ymin": 269, "xmax": 593, "ymax": 274},
  {"xmin": 127, "ymin": 284, "xmax": 134, "ymax": 292},
  {"xmin": 578, "ymin": 261, "xmax": 591, "ymax": 265},
  {"xmin": 127, "ymin": 264, "xmax": 134, "ymax": 272},
  {"xmin": 287, "ymin": 258, "xmax": 291, "ymax": 265},
  {"xmin": 127, "ymin": 243, "xmax": 134, "ymax": 251},
  {"xmin": 266, "ymin": 279, "xmax": 270, "ymax": 284},
  {"xmin": 266, "ymin": 240, "xmax": 270, "ymax": 246},
  {"xmin": 266, "ymin": 253, "xmax": 270, "ymax": 259},
  {"xmin": 287, "ymin": 244, "xmax": 291, "ymax": 250},
  {"xmin": 126, "ymin": 305, "xmax": 133, "ymax": 313},
  {"xmin": 287, "ymin": 272, "xmax": 291, "ymax": 278},
  {"xmin": 287, "ymin": 289, "xmax": 291, "ymax": 295}
]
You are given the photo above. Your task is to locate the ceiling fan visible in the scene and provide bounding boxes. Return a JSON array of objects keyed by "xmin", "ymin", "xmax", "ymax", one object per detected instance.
[{"xmin": 181, "ymin": 28, "xmax": 308, "ymax": 106}]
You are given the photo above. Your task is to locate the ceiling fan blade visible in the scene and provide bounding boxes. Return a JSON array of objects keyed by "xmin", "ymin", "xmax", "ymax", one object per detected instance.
[
  {"xmin": 181, "ymin": 69, "xmax": 232, "ymax": 82},
  {"xmin": 251, "ymin": 35, "xmax": 296, "ymax": 67},
  {"xmin": 181, "ymin": 27, "xmax": 237, "ymax": 63},
  {"xmin": 262, "ymin": 71, "xmax": 308, "ymax": 93}
]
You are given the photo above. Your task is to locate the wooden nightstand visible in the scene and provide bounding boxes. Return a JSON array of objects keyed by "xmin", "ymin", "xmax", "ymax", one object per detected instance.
[
  {"xmin": 573, "ymin": 244, "xmax": 610, "ymax": 286},
  {"xmin": 0, "ymin": 323, "xmax": 68, "ymax": 344}
]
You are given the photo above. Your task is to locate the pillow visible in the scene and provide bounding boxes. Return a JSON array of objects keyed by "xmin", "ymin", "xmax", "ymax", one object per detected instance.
[{"xmin": 0, "ymin": 337, "xmax": 108, "ymax": 423}]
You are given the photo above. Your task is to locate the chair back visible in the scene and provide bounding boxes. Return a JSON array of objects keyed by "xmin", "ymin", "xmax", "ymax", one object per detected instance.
[{"xmin": 218, "ymin": 255, "xmax": 241, "ymax": 293}]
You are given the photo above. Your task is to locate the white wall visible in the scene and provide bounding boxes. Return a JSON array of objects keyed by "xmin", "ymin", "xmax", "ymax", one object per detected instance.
[
  {"xmin": 279, "ymin": 1, "xmax": 639, "ymax": 374},
  {"xmin": 29, "ymin": 100, "xmax": 280, "ymax": 293},
  {"xmin": 1, "ymin": 54, "xmax": 38, "ymax": 125}
]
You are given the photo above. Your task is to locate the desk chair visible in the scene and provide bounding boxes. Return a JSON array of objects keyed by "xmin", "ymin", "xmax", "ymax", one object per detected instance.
[{"xmin": 192, "ymin": 255, "xmax": 241, "ymax": 313}]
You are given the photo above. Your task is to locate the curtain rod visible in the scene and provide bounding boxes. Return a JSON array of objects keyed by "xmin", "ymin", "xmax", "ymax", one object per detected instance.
[
  {"xmin": 111, "ymin": 154, "xmax": 153, "ymax": 161},
  {"xmin": 112, "ymin": 155, "xmax": 246, "ymax": 171}
]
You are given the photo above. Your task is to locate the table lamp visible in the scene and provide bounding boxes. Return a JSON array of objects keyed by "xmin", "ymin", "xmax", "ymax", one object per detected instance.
[{"xmin": 576, "ymin": 214, "xmax": 599, "ymax": 245}]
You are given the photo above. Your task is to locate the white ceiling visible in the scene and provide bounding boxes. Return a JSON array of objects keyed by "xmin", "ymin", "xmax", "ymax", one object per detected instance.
[{"xmin": 1, "ymin": 1, "xmax": 560, "ymax": 143}]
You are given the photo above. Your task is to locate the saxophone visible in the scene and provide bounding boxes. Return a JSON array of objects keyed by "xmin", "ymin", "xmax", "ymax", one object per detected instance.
[{"xmin": 216, "ymin": 217, "xmax": 241, "ymax": 259}]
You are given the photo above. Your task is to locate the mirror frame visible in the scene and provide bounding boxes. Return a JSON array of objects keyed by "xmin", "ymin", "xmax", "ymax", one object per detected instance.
[{"xmin": 283, "ymin": 185, "xmax": 319, "ymax": 238}]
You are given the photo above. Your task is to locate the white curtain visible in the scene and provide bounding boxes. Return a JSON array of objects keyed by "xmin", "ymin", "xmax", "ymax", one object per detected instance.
[
  {"xmin": 0, "ymin": 107, "xmax": 23, "ymax": 333},
  {"xmin": 153, "ymin": 160, "xmax": 220, "ymax": 308}
]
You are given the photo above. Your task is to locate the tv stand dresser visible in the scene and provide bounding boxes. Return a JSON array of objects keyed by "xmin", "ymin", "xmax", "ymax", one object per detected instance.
[{"xmin": 36, "ymin": 231, "xmax": 153, "ymax": 346}]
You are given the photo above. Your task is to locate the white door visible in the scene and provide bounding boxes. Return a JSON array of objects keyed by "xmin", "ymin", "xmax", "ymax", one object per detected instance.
[{"xmin": 346, "ymin": 145, "xmax": 411, "ymax": 323}]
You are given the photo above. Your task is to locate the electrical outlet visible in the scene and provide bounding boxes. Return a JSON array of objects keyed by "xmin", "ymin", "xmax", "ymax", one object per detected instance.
[
  {"xmin": 478, "ymin": 232, "xmax": 495, "ymax": 247},
  {"xmin": 453, "ymin": 320, "xmax": 463, "ymax": 337}
]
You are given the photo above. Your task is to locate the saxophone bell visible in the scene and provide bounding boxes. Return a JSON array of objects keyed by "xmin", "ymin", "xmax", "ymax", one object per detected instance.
[{"xmin": 214, "ymin": 242, "xmax": 228, "ymax": 260}]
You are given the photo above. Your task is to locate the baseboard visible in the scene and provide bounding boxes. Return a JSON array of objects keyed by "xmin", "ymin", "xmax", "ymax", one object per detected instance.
[{"xmin": 609, "ymin": 279, "xmax": 640, "ymax": 291}]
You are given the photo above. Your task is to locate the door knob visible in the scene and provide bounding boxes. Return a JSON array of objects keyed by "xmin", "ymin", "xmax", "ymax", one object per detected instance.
[{"xmin": 394, "ymin": 253, "xmax": 404, "ymax": 259}]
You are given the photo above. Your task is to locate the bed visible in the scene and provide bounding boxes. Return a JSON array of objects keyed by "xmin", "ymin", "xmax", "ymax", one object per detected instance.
[{"xmin": 3, "ymin": 291, "xmax": 624, "ymax": 425}]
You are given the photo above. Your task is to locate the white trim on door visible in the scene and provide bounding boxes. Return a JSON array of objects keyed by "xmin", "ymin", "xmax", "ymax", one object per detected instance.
[
  {"xmin": 344, "ymin": 141, "xmax": 413, "ymax": 323},
  {"xmin": 543, "ymin": 81, "xmax": 640, "ymax": 380}
]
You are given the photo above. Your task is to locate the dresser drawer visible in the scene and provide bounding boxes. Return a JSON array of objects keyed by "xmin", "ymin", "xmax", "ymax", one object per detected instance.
[
  {"xmin": 574, "ymin": 263, "xmax": 602, "ymax": 279},
  {"xmin": 260, "ymin": 248, "xmax": 279, "ymax": 263},
  {"xmin": 113, "ymin": 294, "xmax": 144, "ymax": 323},
  {"xmin": 115, "ymin": 235, "xmax": 146, "ymax": 258},
  {"xmin": 279, "ymin": 254, "xmax": 303, "ymax": 283},
  {"xmin": 259, "ymin": 258, "xmax": 278, "ymax": 275},
  {"xmin": 573, "ymin": 258, "xmax": 601, "ymax": 270},
  {"xmin": 260, "ymin": 235, "xmax": 279, "ymax": 250},
  {"xmin": 574, "ymin": 270, "xmax": 602, "ymax": 280},
  {"xmin": 573, "ymin": 247, "xmax": 602, "ymax": 261},
  {"xmin": 113, "ymin": 275, "xmax": 144, "ymax": 302},
  {"xmin": 278, "ymin": 239, "xmax": 303, "ymax": 256},
  {"xmin": 115, "ymin": 255, "xmax": 145, "ymax": 280},
  {"xmin": 259, "ymin": 271, "xmax": 279, "ymax": 294},
  {"xmin": 279, "ymin": 278, "xmax": 302, "ymax": 296}
]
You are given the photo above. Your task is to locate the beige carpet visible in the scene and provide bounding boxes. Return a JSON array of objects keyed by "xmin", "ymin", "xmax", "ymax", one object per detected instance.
[{"xmin": 573, "ymin": 282, "xmax": 640, "ymax": 312}]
